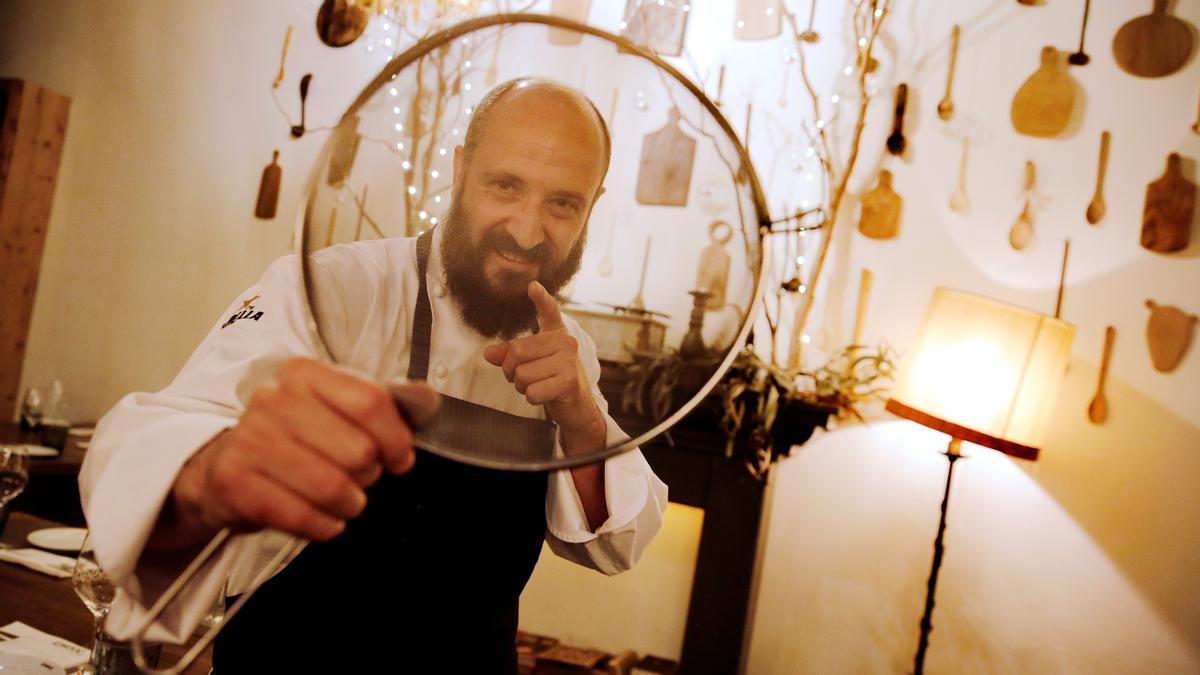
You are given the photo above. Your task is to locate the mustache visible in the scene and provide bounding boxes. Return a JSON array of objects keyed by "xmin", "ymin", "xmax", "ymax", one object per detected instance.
[{"xmin": 481, "ymin": 228, "xmax": 552, "ymax": 265}]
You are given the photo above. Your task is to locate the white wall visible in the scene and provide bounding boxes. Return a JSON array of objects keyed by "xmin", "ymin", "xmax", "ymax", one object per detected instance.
[{"xmin": 3, "ymin": 0, "xmax": 1199, "ymax": 673}]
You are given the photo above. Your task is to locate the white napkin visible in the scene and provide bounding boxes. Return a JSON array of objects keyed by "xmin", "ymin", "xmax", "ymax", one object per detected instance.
[
  {"xmin": 0, "ymin": 547, "xmax": 75, "ymax": 578},
  {"xmin": 0, "ymin": 621, "xmax": 89, "ymax": 668}
]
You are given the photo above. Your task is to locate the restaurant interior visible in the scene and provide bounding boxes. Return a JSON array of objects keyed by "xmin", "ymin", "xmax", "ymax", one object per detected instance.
[{"xmin": 1, "ymin": 1, "xmax": 1198, "ymax": 673}]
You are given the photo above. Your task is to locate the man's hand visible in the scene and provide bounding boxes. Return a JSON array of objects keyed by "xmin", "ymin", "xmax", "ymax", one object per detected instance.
[
  {"xmin": 151, "ymin": 358, "xmax": 439, "ymax": 550},
  {"xmin": 484, "ymin": 281, "xmax": 609, "ymax": 531},
  {"xmin": 483, "ymin": 281, "xmax": 606, "ymax": 446}
]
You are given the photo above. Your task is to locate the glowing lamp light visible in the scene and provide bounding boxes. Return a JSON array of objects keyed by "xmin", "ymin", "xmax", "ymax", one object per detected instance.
[{"xmin": 887, "ymin": 288, "xmax": 1075, "ymax": 461}]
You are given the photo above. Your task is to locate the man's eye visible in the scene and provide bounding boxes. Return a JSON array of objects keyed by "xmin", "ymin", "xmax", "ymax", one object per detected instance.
[
  {"xmin": 495, "ymin": 181, "xmax": 515, "ymax": 192},
  {"xmin": 551, "ymin": 198, "xmax": 580, "ymax": 214}
]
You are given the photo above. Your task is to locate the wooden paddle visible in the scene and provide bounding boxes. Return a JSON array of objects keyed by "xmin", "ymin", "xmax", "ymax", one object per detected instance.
[
  {"xmin": 1113, "ymin": 0, "xmax": 1195, "ymax": 78},
  {"xmin": 1141, "ymin": 153, "xmax": 1195, "ymax": 254},
  {"xmin": 858, "ymin": 170, "xmax": 902, "ymax": 239},
  {"xmin": 636, "ymin": 108, "xmax": 697, "ymax": 206},
  {"xmin": 1145, "ymin": 300, "xmax": 1197, "ymax": 372},
  {"xmin": 1011, "ymin": 46, "xmax": 1075, "ymax": 138},
  {"xmin": 254, "ymin": 150, "xmax": 282, "ymax": 220},
  {"xmin": 1087, "ymin": 325, "xmax": 1115, "ymax": 424}
]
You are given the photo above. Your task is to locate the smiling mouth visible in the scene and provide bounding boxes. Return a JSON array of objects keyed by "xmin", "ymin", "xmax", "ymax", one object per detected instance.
[{"xmin": 495, "ymin": 250, "xmax": 537, "ymax": 268}]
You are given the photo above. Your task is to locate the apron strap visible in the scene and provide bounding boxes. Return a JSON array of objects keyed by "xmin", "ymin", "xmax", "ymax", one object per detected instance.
[{"xmin": 407, "ymin": 228, "xmax": 435, "ymax": 381}]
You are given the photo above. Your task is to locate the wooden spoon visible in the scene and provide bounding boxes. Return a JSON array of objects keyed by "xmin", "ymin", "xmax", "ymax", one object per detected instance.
[
  {"xmin": 1087, "ymin": 326, "xmax": 1115, "ymax": 424},
  {"xmin": 886, "ymin": 83, "xmax": 909, "ymax": 156},
  {"xmin": 1192, "ymin": 89, "xmax": 1200, "ymax": 135},
  {"xmin": 1086, "ymin": 130, "xmax": 1110, "ymax": 225},
  {"xmin": 800, "ymin": 0, "xmax": 820, "ymax": 42},
  {"xmin": 938, "ymin": 25, "xmax": 960, "ymax": 120},
  {"xmin": 291, "ymin": 74, "xmax": 312, "ymax": 138},
  {"xmin": 949, "ymin": 137, "xmax": 969, "ymax": 213},
  {"xmin": 1068, "ymin": 0, "xmax": 1092, "ymax": 66},
  {"xmin": 1113, "ymin": 0, "xmax": 1196, "ymax": 78},
  {"xmin": 1009, "ymin": 160, "xmax": 1036, "ymax": 250}
]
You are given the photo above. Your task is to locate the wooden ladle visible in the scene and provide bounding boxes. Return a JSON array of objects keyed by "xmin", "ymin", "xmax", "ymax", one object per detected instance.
[
  {"xmin": 1009, "ymin": 160, "xmax": 1036, "ymax": 250},
  {"xmin": 1087, "ymin": 325, "xmax": 1115, "ymax": 424},
  {"xmin": 938, "ymin": 25, "xmax": 960, "ymax": 120},
  {"xmin": 291, "ymin": 74, "xmax": 313, "ymax": 138},
  {"xmin": 1086, "ymin": 130, "xmax": 1110, "ymax": 224},
  {"xmin": 886, "ymin": 83, "xmax": 909, "ymax": 156}
]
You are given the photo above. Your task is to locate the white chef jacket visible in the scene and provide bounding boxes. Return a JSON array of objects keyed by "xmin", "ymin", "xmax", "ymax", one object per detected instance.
[{"xmin": 79, "ymin": 227, "xmax": 668, "ymax": 643}]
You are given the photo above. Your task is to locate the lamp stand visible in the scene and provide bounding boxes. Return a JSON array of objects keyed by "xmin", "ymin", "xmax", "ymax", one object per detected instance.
[{"xmin": 912, "ymin": 437, "xmax": 963, "ymax": 675}]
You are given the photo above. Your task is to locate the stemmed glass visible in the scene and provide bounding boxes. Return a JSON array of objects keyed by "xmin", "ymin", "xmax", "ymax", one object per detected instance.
[
  {"xmin": 0, "ymin": 446, "xmax": 30, "ymax": 533},
  {"xmin": 72, "ymin": 532, "xmax": 115, "ymax": 674}
]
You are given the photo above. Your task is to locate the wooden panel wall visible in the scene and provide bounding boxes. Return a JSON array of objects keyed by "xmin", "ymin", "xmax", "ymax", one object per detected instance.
[{"xmin": 0, "ymin": 79, "xmax": 71, "ymax": 417}]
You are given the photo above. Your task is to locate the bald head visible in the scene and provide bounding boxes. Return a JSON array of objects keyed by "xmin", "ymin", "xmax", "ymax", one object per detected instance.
[{"xmin": 462, "ymin": 78, "xmax": 611, "ymax": 196}]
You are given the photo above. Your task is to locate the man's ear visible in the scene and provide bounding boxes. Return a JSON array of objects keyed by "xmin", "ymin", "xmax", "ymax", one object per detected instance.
[
  {"xmin": 591, "ymin": 185, "xmax": 606, "ymax": 205},
  {"xmin": 452, "ymin": 145, "xmax": 464, "ymax": 191}
]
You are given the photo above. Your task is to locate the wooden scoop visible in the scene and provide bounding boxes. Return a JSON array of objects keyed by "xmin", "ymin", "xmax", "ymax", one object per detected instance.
[
  {"xmin": 1086, "ymin": 130, "xmax": 1110, "ymax": 225},
  {"xmin": 1009, "ymin": 161, "xmax": 1036, "ymax": 250},
  {"xmin": 1087, "ymin": 326, "xmax": 1115, "ymax": 424},
  {"xmin": 1113, "ymin": 0, "xmax": 1195, "ymax": 78},
  {"xmin": 1145, "ymin": 300, "xmax": 1198, "ymax": 372},
  {"xmin": 937, "ymin": 25, "xmax": 960, "ymax": 121}
]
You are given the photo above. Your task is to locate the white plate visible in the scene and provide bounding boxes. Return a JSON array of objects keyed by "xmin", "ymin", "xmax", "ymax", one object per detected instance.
[
  {"xmin": 0, "ymin": 652, "xmax": 66, "ymax": 674},
  {"xmin": 26, "ymin": 528, "xmax": 87, "ymax": 553},
  {"xmin": 67, "ymin": 427, "xmax": 95, "ymax": 437},
  {"xmin": 3, "ymin": 444, "xmax": 57, "ymax": 458}
]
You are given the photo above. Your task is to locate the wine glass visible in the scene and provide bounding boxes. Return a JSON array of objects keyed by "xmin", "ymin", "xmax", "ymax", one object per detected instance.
[
  {"xmin": 0, "ymin": 446, "xmax": 29, "ymax": 534},
  {"xmin": 72, "ymin": 532, "xmax": 115, "ymax": 674}
]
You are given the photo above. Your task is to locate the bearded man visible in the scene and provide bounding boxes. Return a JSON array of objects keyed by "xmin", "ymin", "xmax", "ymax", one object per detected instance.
[{"xmin": 79, "ymin": 78, "xmax": 667, "ymax": 673}]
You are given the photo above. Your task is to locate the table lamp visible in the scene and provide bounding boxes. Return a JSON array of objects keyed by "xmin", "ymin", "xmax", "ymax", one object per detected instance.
[{"xmin": 885, "ymin": 288, "xmax": 1075, "ymax": 675}]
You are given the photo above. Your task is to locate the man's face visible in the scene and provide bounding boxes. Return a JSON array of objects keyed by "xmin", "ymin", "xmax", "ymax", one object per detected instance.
[{"xmin": 441, "ymin": 87, "xmax": 606, "ymax": 339}]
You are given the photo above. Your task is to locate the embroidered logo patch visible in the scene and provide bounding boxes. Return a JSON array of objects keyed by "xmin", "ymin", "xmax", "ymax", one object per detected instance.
[{"xmin": 222, "ymin": 294, "xmax": 264, "ymax": 329}]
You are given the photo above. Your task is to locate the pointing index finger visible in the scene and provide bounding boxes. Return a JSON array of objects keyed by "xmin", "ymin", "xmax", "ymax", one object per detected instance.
[{"xmin": 528, "ymin": 281, "xmax": 565, "ymax": 332}]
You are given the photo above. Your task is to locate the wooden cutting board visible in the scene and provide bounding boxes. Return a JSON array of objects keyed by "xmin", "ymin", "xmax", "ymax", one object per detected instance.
[
  {"xmin": 1113, "ymin": 0, "xmax": 1196, "ymax": 78},
  {"xmin": 858, "ymin": 170, "xmax": 902, "ymax": 239},
  {"xmin": 1145, "ymin": 300, "xmax": 1197, "ymax": 372},
  {"xmin": 636, "ymin": 108, "xmax": 697, "ymax": 206},
  {"xmin": 1011, "ymin": 46, "xmax": 1075, "ymax": 138},
  {"xmin": 255, "ymin": 150, "xmax": 282, "ymax": 219},
  {"xmin": 549, "ymin": 0, "xmax": 591, "ymax": 46},
  {"xmin": 734, "ymin": 0, "xmax": 782, "ymax": 40},
  {"xmin": 1141, "ymin": 153, "xmax": 1195, "ymax": 254}
]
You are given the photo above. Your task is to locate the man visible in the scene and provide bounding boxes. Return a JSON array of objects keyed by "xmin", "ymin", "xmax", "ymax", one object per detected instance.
[{"xmin": 79, "ymin": 78, "xmax": 667, "ymax": 672}]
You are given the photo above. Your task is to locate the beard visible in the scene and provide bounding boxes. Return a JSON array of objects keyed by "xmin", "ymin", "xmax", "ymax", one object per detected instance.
[{"xmin": 439, "ymin": 195, "xmax": 586, "ymax": 340}]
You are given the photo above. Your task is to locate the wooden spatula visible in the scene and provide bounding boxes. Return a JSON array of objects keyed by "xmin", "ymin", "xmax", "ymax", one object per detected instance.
[
  {"xmin": 1087, "ymin": 325, "xmax": 1115, "ymax": 424},
  {"xmin": 1113, "ymin": 0, "xmax": 1195, "ymax": 78},
  {"xmin": 1141, "ymin": 153, "xmax": 1195, "ymax": 254},
  {"xmin": 1012, "ymin": 46, "xmax": 1075, "ymax": 138}
]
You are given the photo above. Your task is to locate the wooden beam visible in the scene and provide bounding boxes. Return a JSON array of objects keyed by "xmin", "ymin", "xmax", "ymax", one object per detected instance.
[{"xmin": 0, "ymin": 79, "xmax": 71, "ymax": 417}]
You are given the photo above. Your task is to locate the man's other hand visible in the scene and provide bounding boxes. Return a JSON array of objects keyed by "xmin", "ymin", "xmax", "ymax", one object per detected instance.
[{"xmin": 154, "ymin": 359, "xmax": 439, "ymax": 549}]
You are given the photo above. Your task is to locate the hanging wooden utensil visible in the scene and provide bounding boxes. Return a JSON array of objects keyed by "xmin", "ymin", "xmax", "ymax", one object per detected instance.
[
  {"xmin": 1145, "ymin": 300, "xmax": 1197, "ymax": 372},
  {"xmin": 1068, "ymin": 0, "xmax": 1092, "ymax": 66},
  {"xmin": 695, "ymin": 220, "xmax": 733, "ymax": 309},
  {"xmin": 1086, "ymin": 131, "xmax": 1110, "ymax": 225},
  {"xmin": 272, "ymin": 26, "xmax": 293, "ymax": 89},
  {"xmin": 937, "ymin": 25, "xmax": 960, "ymax": 121},
  {"xmin": 1192, "ymin": 89, "xmax": 1200, "ymax": 135},
  {"xmin": 636, "ymin": 107, "xmax": 697, "ymax": 206},
  {"xmin": 1141, "ymin": 153, "xmax": 1195, "ymax": 254},
  {"xmin": 316, "ymin": 0, "xmax": 369, "ymax": 48},
  {"xmin": 851, "ymin": 268, "xmax": 873, "ymax": 346},
  {"xmin": 800, "ymin": 0, "xmax": 820, "ymax": 42},
  {"xmin": 1055, "ymin": 239, "xmax": 1070, "ymax": 318},
  {"xmin": 1087, "ymin": 325, "xmax": 1115, "ymax": 424},
  {"xmin": 630, "ymin": 237, "xmax": 652, "ymax": 310},
  {"xmin": 858, "ymin": 170, "xmax": 902, "ymax": 239},
  {"xmin": 886, "ymin": 83, "xmax": 909, "ymax": 156},
  {"xmin": 254, "ymin": 150, "xmax": 282, "ymax": 220},
  {"xmin": 735, "ymin": 0, "xmax": 782, "ymax": 40},
  {"xmin": 715, "ymin": 64, "xmax": 726, "ymax": 107},
  {"xmin": 1012, "ymin": 46, "xmax": 1075, "ymax": 138},
  {"xmin": 1113, "ymin": 0, "xmax": 1195, "ymax": 78},
  {"xmin": 548, "ymin": 0, "xmax": 590, "ymax": 46},
  {"xmin": 326, "ymin": 114, "xmax": 361, "ymax": 186},
  {"xmin": 949, "ymin": 137, "xmax": 970, "ymax": 213},
  {"xmin": 291, "ymin": 74, "xmax": 313, "ymax": 138},
  {"xmin": 1009, "ymin": 160, "xmax": 1036, "ymax": 250}
]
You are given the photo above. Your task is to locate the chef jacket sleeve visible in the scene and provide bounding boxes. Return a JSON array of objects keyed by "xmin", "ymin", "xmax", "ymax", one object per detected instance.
[
  {"xmin": 543, "ymin": 324, "xmax": 669, "ymax": 576},
  {"xmin": 78, "ymin": 254, "xmax": 338, "ymax": 643}
]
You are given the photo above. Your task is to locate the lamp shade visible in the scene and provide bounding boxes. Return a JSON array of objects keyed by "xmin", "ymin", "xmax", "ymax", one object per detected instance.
[{"xmin": 886, "ymin": 288, "xmax": 1075, "ymax": 460}]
